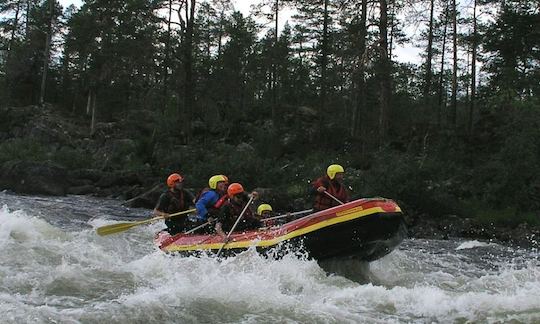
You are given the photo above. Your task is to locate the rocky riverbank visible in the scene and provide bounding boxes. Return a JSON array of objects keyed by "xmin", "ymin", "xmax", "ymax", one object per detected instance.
[{"xmin": 1, "ymin": 104, "xmax": 539, "ymax": 249}]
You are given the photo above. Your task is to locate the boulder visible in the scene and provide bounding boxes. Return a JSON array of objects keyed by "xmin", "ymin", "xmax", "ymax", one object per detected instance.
[
  {"xmin": 235, "ymin": 142, "xmax": 255, "ymax": 153},
  {"xmin": 0, "ymin": 160, "xmax": 69, "ymax": 196},
  {"xmin": 67, "ymin": 185, "xmax": 97, "ymax": 195}
]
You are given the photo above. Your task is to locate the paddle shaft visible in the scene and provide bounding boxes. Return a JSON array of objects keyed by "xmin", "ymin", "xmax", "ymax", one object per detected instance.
[
  {"xmin": 324, "ymin": 191, "xmax": 344, "ymax": 205},
  {"xmin": 96, "ymin": 208, "xmax": 196, "ymax": 236},
  {"xmin": 185, "ymin": 220, "xmax": 213, "ymax": 234},
  {"xmin": 261, "ymin": 208, "xmax": 314, "ymax": 222},
  {"xmin": 216, "ymin": 196, "xmax": 254, "ymax": 257},
  {"xmin": 157, "ymin": 208, "xmax": 197, "ymax": 220}
]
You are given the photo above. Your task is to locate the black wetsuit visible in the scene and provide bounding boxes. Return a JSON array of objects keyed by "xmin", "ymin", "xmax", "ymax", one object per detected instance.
[{"xmin": 155, "ymin": 189, "xmax": 195, "ymax": 234}]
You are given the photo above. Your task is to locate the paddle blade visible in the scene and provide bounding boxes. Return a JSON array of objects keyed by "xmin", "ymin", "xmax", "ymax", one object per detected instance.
[
  {"xmin": 96, "ymin": 216, "xmax": 162, "ymax": 236},
  {"xmin": 96, "ymin": 222, "xmax": 140, "ymax": 236},
  {"xmin": 95, "ymin": 209, "xmax": 195, "ymax": 236}
]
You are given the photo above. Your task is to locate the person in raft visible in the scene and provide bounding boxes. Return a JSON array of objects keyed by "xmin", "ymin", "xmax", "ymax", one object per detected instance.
[
  {"xmin": 154, "ymin": 173, "xmax": 196, "ymax": 235},
  {"xmin": 256, "ymin": 203, "xmax": 275, "ymax": 226},
  {"xmin": 256, "ymin": 203, "xmax": 292, "ymax": 226},
  {"xmin": 193, "ymin": 174, "xmax": 229, "ymax": 231},
  {"xmin": 310, "ymin": 164, "xmax": 350, "ymax": 211},
  {"xmin": 215, "ymin": 183, "xmax": 260, "ymax": 242}
]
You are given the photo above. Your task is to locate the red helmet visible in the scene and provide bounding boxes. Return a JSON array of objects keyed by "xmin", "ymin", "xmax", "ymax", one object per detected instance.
[
  {"xmin": 167, "ymin": 173, "xmax": 183, "ymax": 187},
  {"xmin": 227, "ymin": 183, "xmax": 244, "ymax": 197}
]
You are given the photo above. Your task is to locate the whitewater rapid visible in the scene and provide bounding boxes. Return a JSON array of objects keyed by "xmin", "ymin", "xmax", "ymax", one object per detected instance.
[{"xmin": 1, "ymin": 193, "xmax": 539, "ymax": 323}]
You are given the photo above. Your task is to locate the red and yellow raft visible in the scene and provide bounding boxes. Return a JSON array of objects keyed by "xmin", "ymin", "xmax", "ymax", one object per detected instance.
[{"xmin": 154, "ymin": 197, "xmax": 407, "ymax": 261}]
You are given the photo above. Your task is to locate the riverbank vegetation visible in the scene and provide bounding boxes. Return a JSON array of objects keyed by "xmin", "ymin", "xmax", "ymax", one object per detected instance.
[{"xmin": 0, "ymin": 0, "xmax": 539, "ymax": 231}]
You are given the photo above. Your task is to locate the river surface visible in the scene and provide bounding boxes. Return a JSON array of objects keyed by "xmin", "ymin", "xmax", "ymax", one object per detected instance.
[{"xmin": 1, "ymin": 192, "xmax": 539, "ymax": 323}]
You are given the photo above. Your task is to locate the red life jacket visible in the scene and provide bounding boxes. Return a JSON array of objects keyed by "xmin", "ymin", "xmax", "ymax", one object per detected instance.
[
  {"xmin": 195, "ymin": 187, "xmax": 227, "ymax": 216},
  {"xmin": 214, "ymin": 194, "xmax": 228, "ymax": 209},
  {"xmin": 312, "ymin": 176, "xmax": 349, "ymax": 211}
]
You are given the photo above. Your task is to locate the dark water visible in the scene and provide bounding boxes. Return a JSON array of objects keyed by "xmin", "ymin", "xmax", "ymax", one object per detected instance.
[{"xmin": 1, "ymin": 193, "xmax": 539, "ymax": 323}]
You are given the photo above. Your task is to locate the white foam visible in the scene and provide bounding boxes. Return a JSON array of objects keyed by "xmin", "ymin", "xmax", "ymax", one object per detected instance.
[
  {"xmin": 456, "ymin": 240, "xmax": 494, "ymax": 250},
  {"xmin": 1, "ymin": 199, "xmax": 540, "ymax": 322}
]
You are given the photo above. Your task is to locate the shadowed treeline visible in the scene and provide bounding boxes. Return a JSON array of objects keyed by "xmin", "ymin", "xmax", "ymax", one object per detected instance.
[{"xmin": 0, "ymin": 0, "xmax": 539, "ymax": 230}]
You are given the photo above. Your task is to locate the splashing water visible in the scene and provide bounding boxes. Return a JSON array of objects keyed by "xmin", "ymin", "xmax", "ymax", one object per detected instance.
[{"xmin": 0, "ymin": 193, "xmax": 539, "ymax": 323}]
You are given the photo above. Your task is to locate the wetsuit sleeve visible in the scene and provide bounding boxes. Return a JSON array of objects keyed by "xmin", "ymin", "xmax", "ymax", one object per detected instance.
[
  {"xmin": 183, "ymin": 189, "xmax": 196, "ymax": 207},
  {"xmin": 195, "ymin": 191, "xmax": 218, "ymax": 221},
  {"xmin": 155, "ymin": 193, "xmax": 170, "ymax": 212},
  {"xmin": 310, "ymin": 177, "xmax": 327, "ymax": 196},
  {"xmin": 309, "ymin": 182, "xmax": 318, "ymax": 196}
]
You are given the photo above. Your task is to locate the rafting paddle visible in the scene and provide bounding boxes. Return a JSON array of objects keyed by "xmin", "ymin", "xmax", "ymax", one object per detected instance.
[
  {"xmin": 324, "ymin": 191, "xmax": 344, "ymax": 205},
  {"xmin": 96, "ymin": 208, "xmax": 196, "ymax": 236},
  {"xmin": 261, "ymin": 208, "xmax": 314, "ymax": 222},
  {"xmin": 215, "ymin": 195, "xmax": 255, "ymax": 257},
  {"xmin": 184, "ymin": 219, "xmax": 214, "ymax": 234}
]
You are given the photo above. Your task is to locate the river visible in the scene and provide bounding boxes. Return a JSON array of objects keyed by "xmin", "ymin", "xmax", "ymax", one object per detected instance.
[{"xmin": 1, "ymin": 193, "xmax": 539, "ymax": 323}]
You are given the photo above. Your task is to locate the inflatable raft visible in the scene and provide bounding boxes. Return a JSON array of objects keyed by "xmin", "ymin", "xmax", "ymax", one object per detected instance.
[{"xmin": 154, "ymin": 197, "xmax": 407, "ymax": 261}]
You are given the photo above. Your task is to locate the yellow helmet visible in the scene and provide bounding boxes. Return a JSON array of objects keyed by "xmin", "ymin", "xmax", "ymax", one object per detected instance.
[
  {"xmin": 327, "ymin": 164, "xmax": 344, "ymax": 180},
  {"xmin": 209, "ymin": 174, "xmax": 228, "ymax": 189},
  {"xmin": 257, "ymin": 204, "xmax": 273, "ymax": 215}
]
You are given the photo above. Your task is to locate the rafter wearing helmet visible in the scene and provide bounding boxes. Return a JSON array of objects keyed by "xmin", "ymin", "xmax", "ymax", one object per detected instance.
[
  {"xmin": 215, "ymin": 183, "xmax": 261, "ymax": 241},
  {"xmin": 311, "ymin": 164, "xmax": 350, "ymax": 211},
  {"xmin": 154, "ymin": 173, "xmax": 195, "ymax": 235},
  {"xmin": 191, "ymin": 175, "xmax": 230, "ymax": 233}
]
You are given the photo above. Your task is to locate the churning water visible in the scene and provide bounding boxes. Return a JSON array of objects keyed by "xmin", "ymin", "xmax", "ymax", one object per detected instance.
[{"xmin": 1, "ymin": 192, "xmax": 539, "ymax": 323}]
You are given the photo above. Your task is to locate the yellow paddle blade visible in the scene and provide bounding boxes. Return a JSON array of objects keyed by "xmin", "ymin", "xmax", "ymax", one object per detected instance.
[
  {"xmin": 96, "ymin": 217, "xmax": 162, "ymax": 236},
  {"xmin": 96, "ymin": 208, "xmax": 196, "ymax": 236}
]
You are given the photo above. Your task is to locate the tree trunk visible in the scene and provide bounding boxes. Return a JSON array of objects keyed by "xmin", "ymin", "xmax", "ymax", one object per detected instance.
[
  {"xmin": 39, "ymin": 0, "xmax": 54, "ymax": 106},
  {"xmin": 437, "ymin": 0, "xmax": 450, "ymax": 126},
  {"xmin": 450, "ymin": 0, "xmax": 458, "ymax": 127},
  {"xmin": 388, "ymin": 0, "xmax": 395, "ymax": 59},
  {"xmin": 217, "ymin": 10, "xmax": 224, "ymax": 58},
  {"xmin": 89, "ymin": 89, "xmax": 97, "ymax": 136},
  {"xmin": 183, "ymin": 0, "xmax": 196, "ymax": 142},
  {"xmin": 378, "ymin": 0, "xmax": 391, "ymax": 146},
  {"xmin": 7, "ymin": 0, "xmax": 21, "ymax": 55},
  {"xmin": 319, "ymin": 0, "xmax": 329, "ymax": 137},
  {"xmin": 86, "ymin": 89, "xmax": 92, "ymax": 115},
  {"xmin": 424, "ymin": 0, "xmax": 435, "ymax": 105},
  {"xmin": 271, "ymin": 0, "xmax": 279, "ymax": 124},
  {"xmin": 25, "ymin": 0, "xmax": 31, "ymax": 38},
  {"xmin": 469, "ymin": 0, "xmax": 477, "ymax": 135},
  {"xmin": 351, "ymin": 0, "xmax": 367, "ymax": 139},
  {"xmin": 163, "ymin": 0, "xmax": 173, "ymax": 101}
]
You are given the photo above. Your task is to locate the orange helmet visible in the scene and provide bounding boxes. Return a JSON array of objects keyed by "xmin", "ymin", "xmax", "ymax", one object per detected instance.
[
  {"xmin": 167, "ymin": 173, "xmax": 183, "ymax": 187},
  {"xmin": 227, "ymin": 183, "xmax": 244, "ymax": 197}
]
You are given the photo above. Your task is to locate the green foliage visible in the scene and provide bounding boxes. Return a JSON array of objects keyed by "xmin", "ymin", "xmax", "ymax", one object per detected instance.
[
  {"xmin": 461, "ymin": 200, "xmax": 540, "ymax": 227},
  {"xmin": 0, "ymin": 138, "xmax": 93, "ymax": 169},
  {"xmin": 52, "ymin": 146, "xmax": 94, "ymax": 170},
  {"xmin": 0, "ymin": 0, "xmax": 538, "ymax": 230},
  {"xmin": 0, "ymin": 138, "xmax": 49, "ymax": 163}
]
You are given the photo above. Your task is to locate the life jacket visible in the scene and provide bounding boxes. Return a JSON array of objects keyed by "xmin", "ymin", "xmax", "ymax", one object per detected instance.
[
  {"xmin": 312, "ymin": 176, "xmax": 349, "ymax": 211},
  {"xmin": 196, "ymin": 187, "xmax": 227, "ymax": 217},
  {"xmin": 221, "ymin": 198, "xmax": 253, "ymax": 217},
  {"xmin": 214, "ymin": 194, "xmax": 228, "ymax": 209},
  {"xmin": 220, "ymin": 198, "xmax": 258, "ymax": 232},
  {"xmin": 165, "ymin": 189, "xmax": 186, "ymax": 214}
]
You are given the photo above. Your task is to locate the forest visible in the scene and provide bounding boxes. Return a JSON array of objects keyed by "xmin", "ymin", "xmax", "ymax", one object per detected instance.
[{"xmin": 0, "ymin": 0, "xmax": 539, "ymax": 228}]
